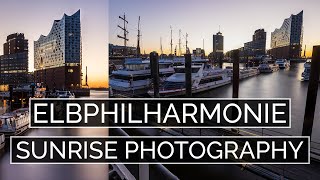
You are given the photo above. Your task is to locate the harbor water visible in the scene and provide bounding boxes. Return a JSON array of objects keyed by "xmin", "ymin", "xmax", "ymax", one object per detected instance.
[
  {"xmin": 199, "ymin": 62, "xmax": 320, "ymax": 144},
  {"xmin": 1, "ymin": 63, "xmax": 320, "ymax": 179},
  {"xmin": 0, "ymin": 90, "xmax": 109, "ymax": 180}
]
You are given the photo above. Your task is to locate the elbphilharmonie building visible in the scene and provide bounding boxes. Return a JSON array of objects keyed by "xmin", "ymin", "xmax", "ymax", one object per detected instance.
[
  {"xmin": 270, "ymin": 11, "xmax": 303, "ymax": 59},
  {"xmin": 34, "ymin": 10, "xmax": 81, "ymax": 89}
]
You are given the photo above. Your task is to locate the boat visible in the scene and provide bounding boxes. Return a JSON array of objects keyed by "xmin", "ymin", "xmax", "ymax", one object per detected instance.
[
  {"xmin": 34, "ymin": 85, "xmax": 46, "ymax": 98},
  {"xmin": 258, "ymin": 62, "xmax": 279, "ymax": 73},
  {"xmin": 275, "ymin": 59, "xmax": 290, "ymax": 69},
  {"xmin": 148, "ymin": 63, "xmax": 231, "ymax": 97},
  {"xmin": 46, "ymin": 90, "xmax": 75, "ymax": 98},
  {"xmin": 225, "ymin": 66, "xmax": 260, "ymax": 80},
  {"xmin": 0, "ymin": 133, "xmax": 5, "ymax": 151},
  {"xmin": 109, "ymin": 58, "xmax": 175, "ymax": 96},
  {"xmin": 0, "ymin": 108, "xmax": 29, "ymax": 137},
  {"xmin": 301, "ymin": 59, "xmax": 311, "ymax": 81}
]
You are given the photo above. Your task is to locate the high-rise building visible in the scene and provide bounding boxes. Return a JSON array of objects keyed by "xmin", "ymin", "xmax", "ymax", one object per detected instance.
[
  {"xmin": 34, "ymin": 10, "xmax": 81, "ymax": 89},
  {"xmin": 0, "ymin": 33, "xmax": 29, "ymax": 85},
  {"xmin": 3, "ymin": 33, "xmax": 28, "ymax": 55},
  {"xmin": 193, "ymin": 48, "xmax": 205, "ymax": 58},
  {"xmin": 270, "ymin": 11, "xmax": 303, "ymax": 59},
  {"xmin": 213, "ymin": 32, "xmax": 224, "ymax": 60},
  {"xmin": 244, "ymin": 29, "xmax": 267, "ymax": 58}
]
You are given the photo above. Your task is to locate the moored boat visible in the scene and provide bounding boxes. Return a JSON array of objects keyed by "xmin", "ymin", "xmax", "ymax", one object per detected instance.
[
  {"xmin": 258, "ymin": 63, "xmax": 279, "ymax": 73},
  {"xmin": 301, "ymin": 59, "xmax": 311, "ymax": 81},
  {"xmin": 148, "ymin": 63, "xmax": 231, "ymax": 97},
  {"xmin": 275, "ymin": 59, "xmax": 290, "ymax": 69},
  {"xmin": 0, "ymin": 108, "xmax": 29, "ymax": 137},
  {"xmin": 46, "ymin": 90, "xmax": 76, "ymax": 98},
  {"xmin": 225, "ymin": 66, "xmax": 260, "ymax": 80},
  {"xmin": 0, "ymin": 133, "xmax": 5, "ymax": 151},
  {"xmin": 109, "ymin": 58, "xmax": 175, "ymax": 97}
]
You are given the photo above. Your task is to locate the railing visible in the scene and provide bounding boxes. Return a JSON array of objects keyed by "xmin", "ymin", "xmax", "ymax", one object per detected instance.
[{"xmin": 109, "ymin": 125, "xmax": 179, "ymax": 180}]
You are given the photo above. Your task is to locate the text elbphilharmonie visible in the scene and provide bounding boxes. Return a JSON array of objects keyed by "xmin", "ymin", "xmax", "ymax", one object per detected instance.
[{"xmin": 30, "ymin": 98, "xmax": 291, "ymax": 128}]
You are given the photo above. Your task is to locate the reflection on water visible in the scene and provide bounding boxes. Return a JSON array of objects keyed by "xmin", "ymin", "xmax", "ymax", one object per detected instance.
[
  {"xmin": 0, "ymin": 90, "xmax": 109, "ymax": 180},
  {"xmin": 198, "ymin": 63, "xmax": 320, "ymax": 144},
  {"xmin": 1, "ymin": 64, "xmax": 319, "ymax": 179}
]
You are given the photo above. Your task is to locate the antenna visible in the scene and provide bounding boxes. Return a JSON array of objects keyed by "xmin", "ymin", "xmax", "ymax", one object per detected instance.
[
  {"xmin": 186, "ymin": 33, "xmax": 189, "ymax": 54},
  {"xmin": 219, "ymin": 25, "xmax": 221, "ymax": 32},
  {"xmin": 117, "ymin": 13, "xmax": 129, "ymax": 56},
  {"xmin": 137, "ymin": 16, "xmax": 141, "ymax": 57},
  {"xmin": 304, "ymin": 44, "xmax": 306, "ymax": 58},
  {"xmin": 170, "ymin": 26, "xmax": 173, "ymax": 55},
  {"xmin": 203, "ymin": 38, "xmax": 204, "ymax": 50},
  {"xmin": 85, "ymin": 66, "xmax": 88, "ymax": 87},
  {"xmin": 160, "ymin": 37, "xmax": 163, "ymax": 55},
  {"xmin": 179, "ymin": 29, "xmax": 182, "ymax": 56}
]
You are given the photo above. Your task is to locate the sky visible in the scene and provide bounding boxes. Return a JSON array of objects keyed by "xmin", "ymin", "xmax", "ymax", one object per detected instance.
[
  {"xmin": 0, "ymin": 0, "xmax": 108, "ymax": 88},
  {"xmin": 109, "ymin": 0, "xmax": 320, "ymax": 57}
]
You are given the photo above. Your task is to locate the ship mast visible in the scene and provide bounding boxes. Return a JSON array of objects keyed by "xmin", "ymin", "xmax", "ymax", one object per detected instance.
[
  {"xmin": 137, "ymin": 16, "xmax": 141, "ymax": 57},
  {"xmin": 117, "ymin": 13, "xmax": 129, "ymax": 56}
]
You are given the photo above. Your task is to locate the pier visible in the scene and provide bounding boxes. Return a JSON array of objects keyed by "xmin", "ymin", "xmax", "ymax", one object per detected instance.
[{"xmin": 106, "ymin": 46, "xmax": 320, "ymax": 179}]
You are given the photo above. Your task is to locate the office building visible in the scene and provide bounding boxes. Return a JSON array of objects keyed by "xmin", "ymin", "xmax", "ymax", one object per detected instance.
[
  {"xmin": 244, "ymin": 29, "xmax": 267, "ymax": 58},
  {"xmin": 0, "ymin": 33, "xmax": 29, "ymax": 85},
  {"xmin": 213, "ymin": 31, "xmax": 224, "ymax": 60}
]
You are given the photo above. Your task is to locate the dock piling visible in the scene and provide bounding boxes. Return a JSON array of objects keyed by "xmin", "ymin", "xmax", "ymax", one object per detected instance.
[
  {"xmin": 302, "ymin": 46, "xmax": 320, "ymax": 136},
  {"xmin": 150, "ymin": 52, "xmax": 160, "ymax": 98},
  {"xmin": 232, "ymin": 49, "xmax": 240, "ymax": 98},
  {"xmin": 9, "ymin": 85, "xmax": 13, "ymax": 111},
  {"xmin": 185, "ymin": 53, "xmax": 192, "ymax": 97},
  {"xmin": 31, "ymin": 85, "xmax": 35, "ymax": 98}
]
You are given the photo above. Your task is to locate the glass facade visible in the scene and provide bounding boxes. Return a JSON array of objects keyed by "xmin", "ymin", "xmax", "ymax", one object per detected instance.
[
  {"xmin": 244, "ymin": 29, "xmax": 267, "ymax": 57},
  {"xmin": 0, "ymin": 33, "xmax": 29, "ymax": 86},
  {"xmin": 270, "ymin": 11, "xmax": 303, "ymax": 59},
  {"xmin": 34, "ymin": 10, "xmax": 81, "ymax": 89},
  {"xmin": 34, "ymin": 10, "xmax": 81, "ymax": 70}
]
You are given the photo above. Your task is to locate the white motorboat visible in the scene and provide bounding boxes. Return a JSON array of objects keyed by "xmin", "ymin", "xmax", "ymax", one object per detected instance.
[
  {"xmin": 55, "ymin": 91, "xmax": 76, "ymax": 98},
  {"xmin": 225, "ymin": 66, "xmax": 260, "ymax": 80},
  {"xmin": 275, "ymin": 59, "xmax": 290, "ymax": 69},
  {"xmin": 0, "ymin": 133, "xmax": 5, "ymax": 151},
  {"xmin": 109, "ymin": 58, "xmax": 175, "ymax": 96},
  {"xmin": 301, "ymin": 59, "xmax": 311, "ymax": 81},
  {"xmin": 258, "ymin": 62, "xmax": 279, "ymax": 73},
  {"xmin": 148, "ymin": 63, "xmax": 231, "ymax": 97},
  {"xmin": 0, "ymin": 108, "xmax": 29, "ymax": 137}
]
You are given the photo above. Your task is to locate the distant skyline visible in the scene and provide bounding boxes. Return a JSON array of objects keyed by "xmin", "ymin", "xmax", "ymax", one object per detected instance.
[
  {"xmin": 0, "ymin": 0, "xmax": 108, "ymax": 88},
  {"xmin": 109, "ymin": 0, "xmax": 320, "ymax": 57}
]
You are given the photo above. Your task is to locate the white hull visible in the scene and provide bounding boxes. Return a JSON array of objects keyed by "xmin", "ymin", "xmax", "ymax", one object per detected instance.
[
  {"xmin": 301, "ymin": 60, "xmax": 311, "ymax": 81},
  {"xmin": 150, "ymin": 79, "xmax": 231, "ymax": 97},
  {"xmin": 0, "ymin": 134, "xmax": 5, "ymax": 150},
  {"xmin": 259, "ymin": 64, "xmax": 279, "ymax": 73},
  {"xmin": 0, "ymin": 108, "xmax": 29, "ymax": 137},
  {"xmin": 227, "ymin": 68, "xmax": 260, "ymax": 80}
]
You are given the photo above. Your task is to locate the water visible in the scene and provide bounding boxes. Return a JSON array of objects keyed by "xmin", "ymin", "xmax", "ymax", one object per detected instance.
[
  {"xmin": 1, "ymin": 65, "xmax": 320, "ymax": 179},
  {"xmin": 0, "ymin": 90, "xmax": 109, "ymax": 180},
  {"xmin": 198, "ymin": 63, "xmax": 320, "ymax": 145}
]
